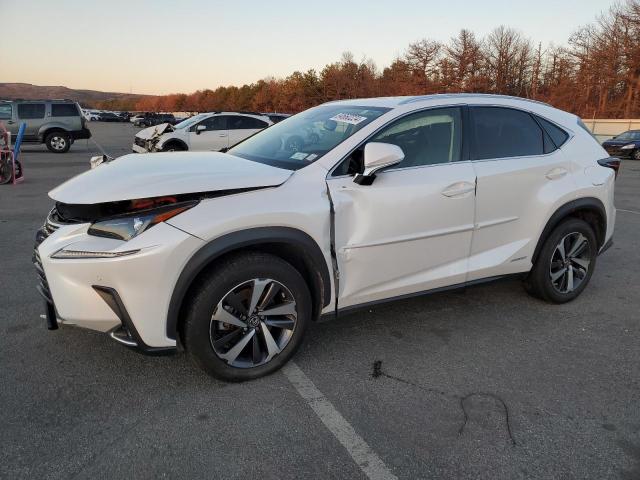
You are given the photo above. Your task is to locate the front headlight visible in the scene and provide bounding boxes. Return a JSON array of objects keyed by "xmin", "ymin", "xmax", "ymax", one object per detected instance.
[
  {"xmin": 88, "ymin": 201, "xmax": 197, "ymax": 241},
  {"xmin": 621, "ymin": 143, "xmax": 636, "ymax": 149}
]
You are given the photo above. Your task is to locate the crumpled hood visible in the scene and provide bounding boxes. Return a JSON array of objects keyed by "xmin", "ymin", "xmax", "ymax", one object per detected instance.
[
  {"xmin": 135, "ymin": 123, "xmax": 174, "ymax": 140},
  {"xmin": 49, "ymin": 152, "xmax": 293, "ymax": 204}
]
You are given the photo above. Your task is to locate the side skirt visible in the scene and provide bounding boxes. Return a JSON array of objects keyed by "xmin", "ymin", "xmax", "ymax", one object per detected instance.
[{"xmin": 318, "ymin": 273, "xmax": 524, "ymax": 321}]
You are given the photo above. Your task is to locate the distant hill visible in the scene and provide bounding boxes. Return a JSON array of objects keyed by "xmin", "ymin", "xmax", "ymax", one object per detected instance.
[{"xmin": 0, "ymin": 83, "xmax": 148, "ymax": 108}]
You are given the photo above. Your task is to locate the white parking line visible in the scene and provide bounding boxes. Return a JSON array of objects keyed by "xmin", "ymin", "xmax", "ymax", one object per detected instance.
[
  {"xmin": 618, "ymin": 208, "xmax": 640, "ymax": 215},
  {"xmin": 283, "ymin": 362, "xmax": 397, "ymax": 480}
]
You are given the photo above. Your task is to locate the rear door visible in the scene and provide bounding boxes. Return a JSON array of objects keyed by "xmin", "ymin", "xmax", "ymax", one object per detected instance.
[
  {"xmin": 188, "ymin": 115, "xmax": 229, "ymax": 151},
  {"xmin": 227, "ymin": 115, "xmax": 269, "ymax": 148},
  {"xmin": 16, "ymin": 103, "xmax": 47, "ymax": 140},
  {"xmin": 51, "ymin": 103, "xmax": 82, "ymax": 131},
  {"xmin": 468, "ymin": 106, "xmax": 574, "ymax": 281}
]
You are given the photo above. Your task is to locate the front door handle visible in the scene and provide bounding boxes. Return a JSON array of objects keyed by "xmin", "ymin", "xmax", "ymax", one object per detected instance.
[
  {"xmin": 545, "ymin": 167, "xmax": 568, "ymax": 180},
  {"xmin": 441, "ymin": 181, "xmax": 475, "ymax": 197},
  {"xmin": 218, "ymin": 133, "xmax": 227, "ymax": 137}
]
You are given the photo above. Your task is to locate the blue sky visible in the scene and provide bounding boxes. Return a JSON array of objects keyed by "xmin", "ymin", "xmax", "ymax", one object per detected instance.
[{"xmin": 2, "ymin": 0, "xmax": 614, "ymax": 95}]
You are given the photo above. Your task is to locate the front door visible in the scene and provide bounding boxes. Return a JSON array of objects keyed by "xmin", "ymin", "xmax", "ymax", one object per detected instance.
[
  {"xmin": 188, "ymin": 115, "xmax": 229, "ymax": 151},
  {"xmin": 326, "ymin": 107, "xmax": 477, "ymax": 309}
]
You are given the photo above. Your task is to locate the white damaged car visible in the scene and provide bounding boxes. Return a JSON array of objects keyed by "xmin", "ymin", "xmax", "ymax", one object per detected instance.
[
  {"xmin": 36, "ymin": 94, "xmax": 616, "ymax": 381},
  {"xmin": 132, "ymin": 112, "xmax": 272, "ymax": 153}
]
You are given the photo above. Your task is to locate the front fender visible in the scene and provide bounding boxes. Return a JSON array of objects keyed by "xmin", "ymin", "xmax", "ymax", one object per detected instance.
[{"xmin": 165, "ymin": 226, "xmax": 332, "ymax": 341}]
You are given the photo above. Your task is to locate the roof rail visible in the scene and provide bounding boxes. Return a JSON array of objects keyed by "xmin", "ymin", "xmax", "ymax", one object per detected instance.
[
  {"xmin": 399, "ymin": 93, "xmax": 551, "ymax": 107},
  {"xmin": 0, "ymin": 98, "xmax": 77, "ymax": 102}
]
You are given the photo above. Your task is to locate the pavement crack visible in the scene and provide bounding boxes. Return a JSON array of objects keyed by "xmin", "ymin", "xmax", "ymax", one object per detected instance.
[{"xmin": 371, "ymin": 360, "xmax": 517, "ymax": 446}]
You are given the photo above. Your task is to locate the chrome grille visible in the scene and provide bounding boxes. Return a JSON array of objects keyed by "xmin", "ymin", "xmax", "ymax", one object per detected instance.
[{"xmin": 33, "ymin": 209, "xmax": 63, "ymax": 304}]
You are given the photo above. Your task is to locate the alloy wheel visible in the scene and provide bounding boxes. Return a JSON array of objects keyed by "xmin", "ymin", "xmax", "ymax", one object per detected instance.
[
  {"xmin": 549, "ymin": 232, "xmax": 592, "ymax": 293},
  {"xmin": 51, "ymin": 136, "xmax": 67, "ymax": 151},
  {"xmin": 209, "ymin": 278, "xmax": 297, "ymax": 368}
]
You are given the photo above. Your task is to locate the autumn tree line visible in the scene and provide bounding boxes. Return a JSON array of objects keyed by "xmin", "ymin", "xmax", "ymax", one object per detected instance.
[{"xmin": 102, "ymin": 1, "xmax": 640, "ymax": 119}]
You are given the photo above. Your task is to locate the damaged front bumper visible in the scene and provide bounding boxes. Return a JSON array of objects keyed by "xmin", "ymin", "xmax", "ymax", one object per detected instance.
[{"xmin": 132, "ymin": 123, "xmax": 174, "ymax": 153}]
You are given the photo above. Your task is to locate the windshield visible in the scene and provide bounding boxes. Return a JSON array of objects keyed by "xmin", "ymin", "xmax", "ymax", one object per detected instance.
[
  {"xmin": 615, "ymin": 131, "xmax": 640, "ymax": 141},
  {"xmin": 174, "ymin": 113, "xmax": 210, "ymax": 130},
  {"xmin": 228, "ymin": 104, "xmax": 390, "ymax": 170}
]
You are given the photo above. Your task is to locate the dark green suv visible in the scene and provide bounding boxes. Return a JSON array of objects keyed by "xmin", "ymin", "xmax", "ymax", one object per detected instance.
[{"xmin": 0, "ymin": 99, "xmax": 91, "ymax": 153}]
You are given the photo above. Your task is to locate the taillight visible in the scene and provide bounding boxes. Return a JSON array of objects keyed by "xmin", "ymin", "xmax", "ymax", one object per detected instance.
[{"xmin": 597, "ymin": 157, "xmax": 621, "ymax": 179}]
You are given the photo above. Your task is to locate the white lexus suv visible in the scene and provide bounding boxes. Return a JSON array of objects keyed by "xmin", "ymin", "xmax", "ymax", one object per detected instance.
[
  {"xmin": 132, "ymin": 112, "xmax": 272, "ymax": 153},
  {"xmin": 35, "ymin": 94, "xmax": 617, "ymax": 381}
]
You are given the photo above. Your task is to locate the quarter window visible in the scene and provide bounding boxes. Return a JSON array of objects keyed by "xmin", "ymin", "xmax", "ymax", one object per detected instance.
[
  {"xmin": 536, "ymin": 116, "xmax": 569, "ymax": 148},
  {"xmin": 17, "ymin": 103, "xmax": 45, "ymax": 119},
  {"xmin": 0, "ymin": 104, "xmax": 11, "ymax": 120},
  {"xmin": 471, "ymin": 107, "xmax": 544, "ymax": 160},
  {"xmin": 51, "ymin": 104, "xmax": 79, "ymax": 117}
]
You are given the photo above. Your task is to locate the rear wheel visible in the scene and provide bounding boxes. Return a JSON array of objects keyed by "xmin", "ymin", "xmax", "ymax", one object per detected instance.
[
  {"xmin": 633, "ymin": 149, "xmax": 640, "ymax": 160},
  {"xmin": 182, "ymin": 252, "xmax": 311, "ymax": 381},
  {"xmin": 45, "ymin": 131, "xmax": 71, "ymax": 153},
  {"xmin": 524, "ymin": 218, "xmax": 597, "ymax": 303}
]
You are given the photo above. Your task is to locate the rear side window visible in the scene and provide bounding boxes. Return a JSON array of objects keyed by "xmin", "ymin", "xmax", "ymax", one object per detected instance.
[
  {"xmin": 17, "ymin": 103, "xmax": 45, "ymax": 119},
  {"xmin": 51, "ymin": 104, "xmax": 79, "ymax": 117},
  {"xmin": 536, "ymin": 116, "xmax": 569, "ymax": 148},
  {"xmin": 0, "ymin": 104, "xmax": 11, "ymax": 120},
  {"xmin": 228, "ymin": 116, "xmax": 268, "ymax": 130},
  {"xmin": 471, "ymin": 107, "xmax": 544, "ymax": 160}
]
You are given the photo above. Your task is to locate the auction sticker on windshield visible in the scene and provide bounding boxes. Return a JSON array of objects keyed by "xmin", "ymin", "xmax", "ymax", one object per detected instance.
[
  {"xmin": 290, "ymin": 152, "xmax": 308, "ymax": 160},
  {"xmin": 330, "ymin": 113, "xmax": 368, "ymax": 125}
]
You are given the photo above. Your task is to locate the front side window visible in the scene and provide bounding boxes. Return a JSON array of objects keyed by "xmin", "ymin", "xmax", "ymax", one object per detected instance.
[
  {"xmin": 17, "ymin": 103, "xmax": 45, "ymax": 119},
  {"xmin": 371, "ymin": 107, "xmax": 462, "ymax": 169},
  {"xmin": 193, "ymin": 115, "xmax": 226, "ymax": 131},
  {"xmin": 614, "ymin": 130, "xmax": 640, "ymax": 141},
  {"xmin": 51, "ymin": 104, "xmax": 79, "ymax": 117},
  {"xmin": 0, "ymin": 104, "xmax": 11, "ymax": 120},
  {"xmin": 471, "ymin": 107, "xmax": 544, "ymax": 160},
  {"xmin": 228, "ymin": 105, "xmax": 390, "ymax": 170}
]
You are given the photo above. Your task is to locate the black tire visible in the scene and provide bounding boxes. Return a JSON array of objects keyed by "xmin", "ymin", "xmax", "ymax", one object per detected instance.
[
  {"xmin": 524, "ymin": 218, "xmax": 597, "ymax": 303},
  {"xmin": 162, "ymin": 142, "xmax": 187, "ymax": 152},
  {"xmin": 45, "ymin": 131, "xmax": 71, "ymax": 153},
  {"xmin": 633, "ymin": 149, "xmax": 640, "ymax": 160},
  {"xmin": 182, "ymin": 252, "xmax": 311, "ymax": 381}
]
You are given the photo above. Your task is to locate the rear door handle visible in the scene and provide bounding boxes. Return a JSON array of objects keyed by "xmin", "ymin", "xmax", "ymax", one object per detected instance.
[
  {"xmin": 441, "ymin": 181, "xmax": 475, "ymax": 197},
  {"xmin": 545, "ymin": 167, "xmax": 568, "ymax": 180},
  {"xmin": 218, "ymin": 133, "xmax": 227, "ymax": 137}
]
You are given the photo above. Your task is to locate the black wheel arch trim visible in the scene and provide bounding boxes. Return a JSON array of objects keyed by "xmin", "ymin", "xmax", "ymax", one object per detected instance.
[
  {"xmin": 532, "ymin": 197, "xmax": 607, "ymax": 264},
  {"xmin": 166, "ymin": 227, "xmax": 332, "ymax": 341}
]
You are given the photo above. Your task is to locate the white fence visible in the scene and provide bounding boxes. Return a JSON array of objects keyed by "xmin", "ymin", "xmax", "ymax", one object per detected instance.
[{"xmin": 582, "ymin": 119, "xmax": 640, "ymax": 143}]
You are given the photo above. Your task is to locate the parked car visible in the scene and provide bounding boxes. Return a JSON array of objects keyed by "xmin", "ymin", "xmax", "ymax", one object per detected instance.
[
  {"xmin": 132, "ymin": 112, "xmax": 272, "ymax": 152},
  {"xmin": 82, "ymin": 110, "xmax": 101, "ymax": 121},
  {"xmin": 35, "ymin": 94, "xmax": 617, "ymax": 380},
  {"xmin": 602, "ymin": 130, "xmax": 640, "ymax": 159},
  {"xmin": 0, "ymin": 99, "xmax": 91, "ymax": 153},
  {"xmin": 97, "ymin": 112, "xmax": 128, "ymax": 122},
  {"xmin": 133, "ymin": 113, "xmax": 177, "ymax": 127}
]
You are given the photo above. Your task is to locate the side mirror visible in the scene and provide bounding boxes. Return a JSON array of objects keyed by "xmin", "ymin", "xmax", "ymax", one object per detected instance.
[
  {"xmin": 195, "ymin": 124, "xmax": 206, "ymax": 135},
  {"xmin": 353, "ymin": 142, "xmax": 404, "ymax": 185}
]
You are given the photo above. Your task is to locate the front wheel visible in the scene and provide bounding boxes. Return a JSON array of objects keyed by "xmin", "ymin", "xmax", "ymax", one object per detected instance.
[
  {"xmin": 45, "ymin": 132, "xmax": 71, "ymax": 153},
  {"xmin": 182, "ymin": 252, "xmax": 311, "ymax": 381},
  {"xmin": 524, "ymin": 218, "xmax": 597, "ymax": 303},
  {"xmin": 633, "ymin": 149, "xmax": 640, "ymax": 160}
]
